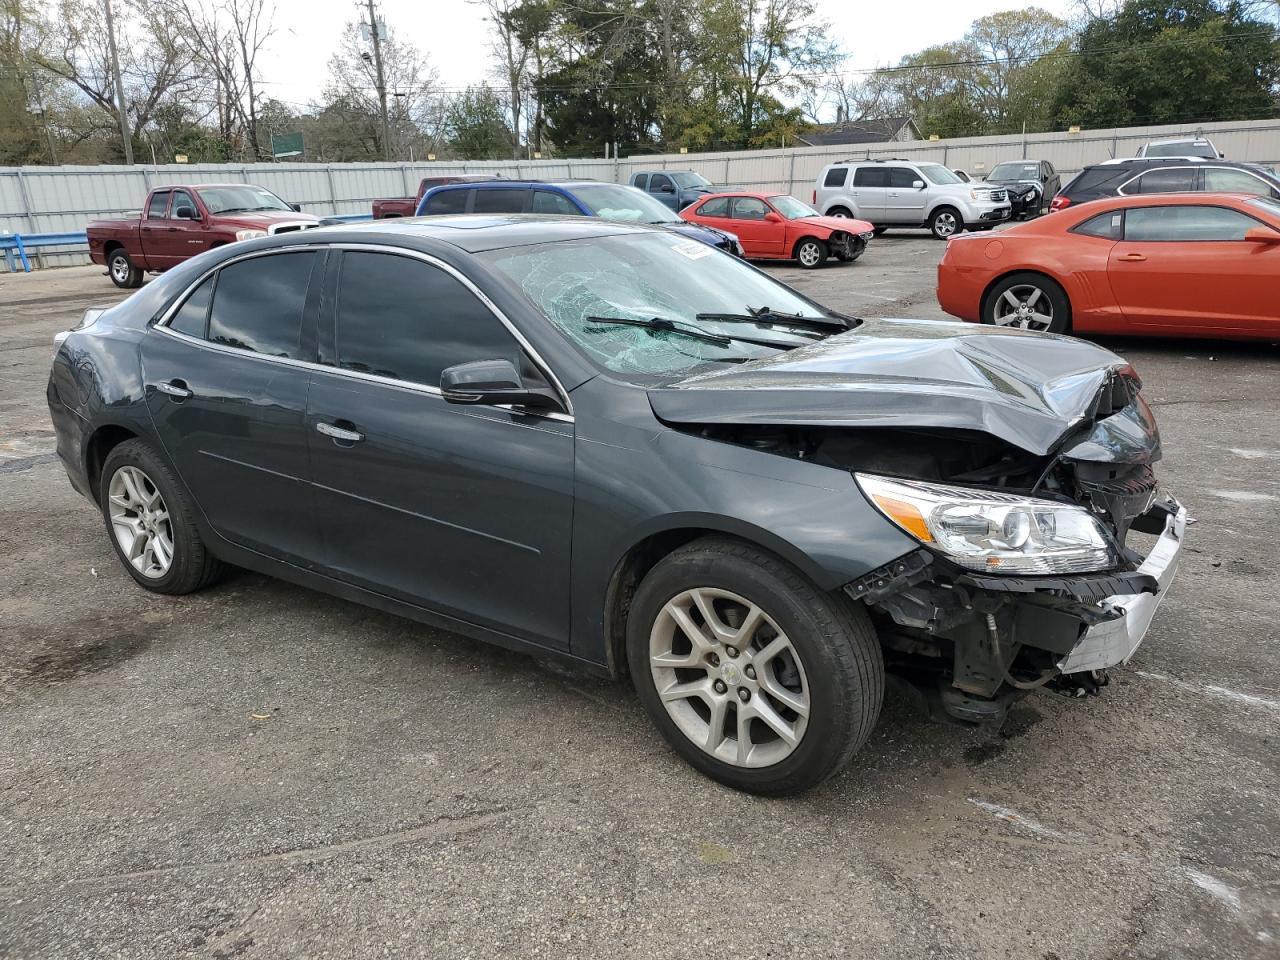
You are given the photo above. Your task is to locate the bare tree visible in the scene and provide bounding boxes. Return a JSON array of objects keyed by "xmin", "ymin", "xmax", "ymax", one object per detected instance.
[{"xmin": 473, "ymin": 0, "xmax": 530, "ymax": 159}]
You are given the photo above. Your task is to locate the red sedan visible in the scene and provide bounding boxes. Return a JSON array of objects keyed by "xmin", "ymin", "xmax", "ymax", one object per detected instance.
[
  {"xmin": 937, "ymin": 192, "xmax": 1280, "ymax": 340},
  {"xmin": 680, "ymin": 191, "xmax": 874, "ymax": 268}
]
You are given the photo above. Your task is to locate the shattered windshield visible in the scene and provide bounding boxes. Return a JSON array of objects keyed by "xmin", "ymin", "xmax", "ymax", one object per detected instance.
[
  {"xmin": 572, "ymin": 184, "xmax": 680, "ymax": 223},
  {"xmin": 989, "ymin": 163, "xmax": 1040, "ymax": 180},
  {"xmin": 483, "ymin": 232, "xmax": 835, "ymax": 380}
]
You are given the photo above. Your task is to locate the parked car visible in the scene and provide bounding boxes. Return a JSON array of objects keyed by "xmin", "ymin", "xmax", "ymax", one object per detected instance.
[
  {"xmin": 629, "ymin": 170, "xmax": 718, "ymax": 210},
  {"xmin": 371, "ymin": 175, "xmax": 498, "ymax": 219},
  {"xmin": 48, "ymin": 216, "xmax": 1184, "ymax": 795},
  {"xmin": 415, "ymin": 180, "xmax": 743, "ymax": 255},
  {"xmin": 814, "ymin": 159, "xmax": 1011, "ymax": 239},
  {"xmin": 1136, "ymin": 136, "xmax": 1222, "ymax": 159},
  {"xmin": 937, "ymin": 192, "xmax": 1280, "ymax": 339},
  {"xmin": 1049, "ymin": 158, "xmax": 1280, "ymax": 213},
  {"xmin": 982, "ymin": 160, "xmax": 1061, "ymax": 219},
  {"xmin": 87, "ymin": 184, "xmax": 319, "ymax": 288},
  {"xmin": 680, "ymin": 191, "xmax": 873, "ymax": 267}
]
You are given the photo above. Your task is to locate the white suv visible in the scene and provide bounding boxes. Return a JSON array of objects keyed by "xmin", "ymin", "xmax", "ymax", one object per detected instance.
[{"xmin": 814, "ymin": 159, "xmax": 1011, "ymax": 239}]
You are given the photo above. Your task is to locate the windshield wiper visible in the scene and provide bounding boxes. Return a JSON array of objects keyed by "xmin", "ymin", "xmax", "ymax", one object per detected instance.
[
  {"xmin": 585, "ymin": 315, "xmax": 800, "ymax": 351},
  {"xmin": 695, "ymin": 306, "xmax": 853, "ymax": 332}
]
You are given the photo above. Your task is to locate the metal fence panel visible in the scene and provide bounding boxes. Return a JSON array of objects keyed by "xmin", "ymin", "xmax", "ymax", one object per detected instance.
[{"xmin": 5, "ymin": 117, "xmax": 1280, "ymax": 269}]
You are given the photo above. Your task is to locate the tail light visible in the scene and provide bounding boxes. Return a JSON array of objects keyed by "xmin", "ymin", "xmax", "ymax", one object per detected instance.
[
  {"xmin": 1049, "ymin": 195, "xmax": 1070, "ymax": 212},
  {"xmin": 811, "ymin": 190, "xmax": 816, "ymax": 204}
]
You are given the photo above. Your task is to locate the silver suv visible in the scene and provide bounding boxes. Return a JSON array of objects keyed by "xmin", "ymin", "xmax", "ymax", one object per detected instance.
[{"xmin": 814, "ymin": 159, "xmax": 1011, "ymax": 239}]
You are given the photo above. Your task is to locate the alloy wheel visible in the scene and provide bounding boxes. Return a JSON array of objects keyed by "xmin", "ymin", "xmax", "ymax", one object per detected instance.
[
  {"xmin": 107, "ymin": 466, "xmax": 174, "ymax": 579},
  {"xmin": 649, "ymin": 587, "xmax": 810, "ymax": 768},
  {"xmin": 934, "ymin": 212, "xmax": 958, "ymax": 237},
  {"xmin": 993, "ymin": 284, "xmax": 1054, "ymax": 331},
  {"xmin": 110, "ymin": 255, "xmax": 131, "ymax": 284},
  {"xmin": 797, "ymin": 242, "xmax": 822, "ymax": 267}
]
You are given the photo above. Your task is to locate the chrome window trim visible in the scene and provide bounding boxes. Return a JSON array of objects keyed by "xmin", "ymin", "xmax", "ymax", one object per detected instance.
[{"xmin": 151, "ymin": 241, "xmax": 575, "ymax": 422}]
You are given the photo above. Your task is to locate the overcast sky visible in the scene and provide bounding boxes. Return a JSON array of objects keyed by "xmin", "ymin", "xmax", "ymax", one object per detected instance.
[{"xmin": 259, "ymin": 0, "xmax": 1075, "ymax": 115}]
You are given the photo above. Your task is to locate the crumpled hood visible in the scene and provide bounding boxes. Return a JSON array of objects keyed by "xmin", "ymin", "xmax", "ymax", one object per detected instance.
[
  {"xmin": 795, "ymin": 215, "xmax": 875, "ymax": 234},
  {"xmin": 648, "ymin": 318, "xmax": 1138, "ymax": 456},
  {"xmin": 989, "ymin": 179, "xmax": 1040, "ymax": 195}
]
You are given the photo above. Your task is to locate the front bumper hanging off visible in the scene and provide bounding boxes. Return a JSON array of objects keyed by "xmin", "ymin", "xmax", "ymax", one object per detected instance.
[{"xmin": 1056, "ymin": 500, "xmax": 1187, "ymax": 674}]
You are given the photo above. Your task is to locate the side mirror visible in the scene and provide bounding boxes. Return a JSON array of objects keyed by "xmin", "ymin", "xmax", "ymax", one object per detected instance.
[
  {"xmin": 1244, "ymin": 226, "xmax": 1280, "ymax": 243},
  {"xmin": 913, "ymin": 180, "xmax": 926, "ymax": 190},
  {"xmin": 289, "ymin": 202, "xmax": 302, "ymax": 212},
  {"xmin": 764, "ymin": 211, "xmax": 784, "ymax": 223},
  {"xmin": 440, "ymin": 359, "xmax": 561, "ymax": 411},
  {"xmin": 658, "ymin": 184, "xmax": 675, "ymax": 193},
  {"xmin": 174, "ymin": 205, "xmax": 197, "ymax": 220}
]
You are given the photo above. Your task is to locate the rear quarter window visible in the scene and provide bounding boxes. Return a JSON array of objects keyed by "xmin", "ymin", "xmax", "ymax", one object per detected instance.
[
  {"xmin": 823, "ymin": 168, "xmax": 847, "ymax": 188},
  {"xmin": 1071, "ymin": 210, "xmax": 1123, "ymax": 239},
  {"xmin": 424, "ymin": 190, "xmax": 468, "ymax": 215}
]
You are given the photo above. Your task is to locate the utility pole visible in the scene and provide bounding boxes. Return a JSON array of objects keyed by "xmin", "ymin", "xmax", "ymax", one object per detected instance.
[
  {"xmin": 102, "ymin": 0, "xmax": 134, "ymax": 165},
  {"xmin": 363, "ymin": 0, "xmax": 391, "ymax": 161}
]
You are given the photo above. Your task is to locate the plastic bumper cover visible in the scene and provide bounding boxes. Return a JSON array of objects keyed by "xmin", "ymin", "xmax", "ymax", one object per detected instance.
[{"xmin": 1057, "ymin": 500, "xmax": 1187, "ymax": 674}]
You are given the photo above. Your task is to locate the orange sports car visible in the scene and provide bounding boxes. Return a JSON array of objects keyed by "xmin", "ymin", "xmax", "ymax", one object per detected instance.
[{"xmin": 937, "ymin": 192, "xmax": 1280, "ymax": 340}]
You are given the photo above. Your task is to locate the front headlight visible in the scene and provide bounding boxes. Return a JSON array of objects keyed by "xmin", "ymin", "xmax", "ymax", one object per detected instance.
[
  {"xmin": 856, "ymin": 474, "xmax": 1115, "ymax": 574},
  {"xmin": 859, "ymin": 231, "xmax": 874, "ymax": 241},
  {"xmin": 235, "ymin": 228, "xmax": 268, "ymax": 242}
]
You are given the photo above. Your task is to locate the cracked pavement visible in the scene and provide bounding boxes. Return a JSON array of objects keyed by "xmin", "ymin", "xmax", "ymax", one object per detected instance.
[{"xmin": 2, "ymin": 233, "xmax": 1278, "ymax": 959}]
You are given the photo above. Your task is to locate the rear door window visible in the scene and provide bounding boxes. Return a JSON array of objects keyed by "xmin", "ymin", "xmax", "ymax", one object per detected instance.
[
  {"xmin": 823, "ymin": 168, "xmax": 848, "ymax": 188},
  {"xmin": 207, "ymin": 252, "xmax": 316, "ymax": 358},
  {"xmin": 698, "ymin": 197, "xmax": 730, "ymax": 218},
  {"xmin": 1124, "ymin": 206, "xmax": 1257, "ymax": 242},
  {"xmin": 146, "ymin": 191, "xmax": 171, "ymax": 219},
  {"xmin": 632, "ymin": 174, "xmax": 648, "ymax": 190},
  {"xmin": 168, "ymin": 276, "xmax": 214, "ymax": 338},
  {"xmin": 473, "ymin": 189, "xmax": 528, "ymax": 214},
  {"xmin": 424, "ymin": 189, "xmax": 468, "ymax": 215},
  {"xmin": 731, "ymin": 197, "xmax": 770, "ymax": 220},
  {"xmin": 333, "ymin": 252, "xmax": 520, "ymax": 388},
  {"xmin": 853, "ymin": 168, "xmax": 889, "ymax": 187}
]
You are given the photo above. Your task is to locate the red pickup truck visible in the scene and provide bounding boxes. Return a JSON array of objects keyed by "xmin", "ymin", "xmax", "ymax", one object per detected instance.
[
  {"xmin": 87, "ymin": 183, "xmax": 320, "ymax": 287},
  {"xmin": 371, "ymin": 175, "xmax": 498, "ymax": 218}
]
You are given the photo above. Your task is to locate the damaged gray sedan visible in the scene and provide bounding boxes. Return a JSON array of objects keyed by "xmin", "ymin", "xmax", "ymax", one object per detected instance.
[{"xmin": 47, "ymin": 217, "xmax": 1185, "ymax": 796}]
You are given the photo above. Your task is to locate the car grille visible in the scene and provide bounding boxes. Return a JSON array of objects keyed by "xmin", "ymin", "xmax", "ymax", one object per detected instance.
[
  {"xmin": 986, "ymin": 189, "xmax": 1007, "ymax": 202},
  {"xmin": 268, "ymin": 222, "xmax": 319, "ymax": 235}
]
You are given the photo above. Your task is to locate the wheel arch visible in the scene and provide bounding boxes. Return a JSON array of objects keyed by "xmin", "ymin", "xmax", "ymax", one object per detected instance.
[
  {"xmin": 602, "ymin": 518, "xmax": 841, "ymax": 680},
  {"xmin": 792, "ymin": 234, "xmax": 827, "ymax": 257},
  {"xmin": 84, "ymin": 422, "xmax": 140, "ymax": 501}
]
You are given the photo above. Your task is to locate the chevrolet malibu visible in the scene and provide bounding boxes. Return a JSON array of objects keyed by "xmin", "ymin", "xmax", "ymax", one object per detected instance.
[{"xmin": 48, "ymin": 216, "xmax": 1186, "ymax": 795}]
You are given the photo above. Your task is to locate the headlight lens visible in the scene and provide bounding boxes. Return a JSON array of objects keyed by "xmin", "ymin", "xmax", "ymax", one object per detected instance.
[
  {"xmin": 856, "ymin": 474, "xmax": 1115, "ymax": 574},
  {"xmin": 859, "ymin": 230, "xmax": 874, "ymax": 241},
  {"xmin": 235, "ymin": 228, "xmax": 268, "ymax": 242}
]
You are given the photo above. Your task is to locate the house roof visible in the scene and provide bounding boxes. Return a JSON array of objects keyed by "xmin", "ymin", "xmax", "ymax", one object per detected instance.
[{"xmin": 797, "ymin": 116, "xmax": 919, "ymax": 147}]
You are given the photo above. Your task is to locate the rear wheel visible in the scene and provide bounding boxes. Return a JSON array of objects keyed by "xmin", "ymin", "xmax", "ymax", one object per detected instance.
[
  {"xmin": 826, "ymin": 206, "xmax": 853, "ymax": 218},
  {"xmin": 627, "ymin": 537, "xmax": 884, "ymax": 795},
  {"xmin": 929, "ymin": 206, "xmax": 963, "ymax": 240},
  {"xmin": 794, "ymin": 237, "xmax": 828, "ymax": 269},
  {"xmin": 107, "ymin": 248, "xmax": 142, "ymax": 288},
  {"xmin": 100, "ymin": 439, "xmax": 224, "ymax": 594},
  {"xmin": 982, "ymin": 272, "xmax": 1071, "ymax": 334}
]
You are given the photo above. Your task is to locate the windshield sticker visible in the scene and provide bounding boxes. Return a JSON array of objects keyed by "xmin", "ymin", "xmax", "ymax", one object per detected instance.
[{"xmin": 670, "ymin": 240, "xmax": 713, "ymax": 260}]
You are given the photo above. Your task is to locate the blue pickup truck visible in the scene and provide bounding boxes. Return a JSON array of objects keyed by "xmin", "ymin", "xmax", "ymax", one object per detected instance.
[{"xmin": 629, "ymin": 170, "xmax": 718, "ymax": 211}]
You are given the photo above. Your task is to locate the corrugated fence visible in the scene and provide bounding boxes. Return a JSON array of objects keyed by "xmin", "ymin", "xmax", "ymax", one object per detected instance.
[{"xmin": 4, "ymin": 117, "xmax": 1280, "ymax": 268}]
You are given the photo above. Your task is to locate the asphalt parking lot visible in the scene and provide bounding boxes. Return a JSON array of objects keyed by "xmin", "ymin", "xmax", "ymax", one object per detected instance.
[{"xmin": 2, "ymin": 231, "xmax": 1278, "ymax": 960}]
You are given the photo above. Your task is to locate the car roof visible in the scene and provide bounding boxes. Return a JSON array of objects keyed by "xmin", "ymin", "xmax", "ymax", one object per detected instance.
[
  {"xmin": 306, "ymin": 213, "xmax": 652, "ymax": 253},
  {"xmin": 1146, "ymin": 137, "xmax": 1212, "ymax": 144},
  {"xmin": 425, "ymin": 179, "xmax": 602, "ymax": 192},
  {"xmin": 1067, "ymin": 192, "xmax": 1265, "ymax": 212},
  {"xmin": 695, "ymin": 190, "xmax": 786, "ymax": 200}
]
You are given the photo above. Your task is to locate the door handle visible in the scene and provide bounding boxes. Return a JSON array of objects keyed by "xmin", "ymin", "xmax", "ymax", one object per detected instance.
[
  {"xmin": 1117, "ymin": 253, "xmax": 1147, "ymax": 262},
  {"xmin": 153, "ymin": 379, "xmax": 192, "ymax": 400},
  {"xmin": 316, "ymin": 421, "xmax": 364, "ymax": 443}
]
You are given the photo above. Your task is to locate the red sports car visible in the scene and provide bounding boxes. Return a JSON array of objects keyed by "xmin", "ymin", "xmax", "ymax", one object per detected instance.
[
  {"xmin": 937, "ymin": 192, "xmax": 1280, "ymax": 340},
  {"xmin": 680, "ymin": 191, "xmax": 874, "ymax": 268}
]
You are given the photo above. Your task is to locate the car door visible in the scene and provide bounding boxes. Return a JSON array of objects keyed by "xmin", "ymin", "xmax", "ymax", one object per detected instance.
[
  {"xmin": 305, "ymin": 248, "xmax": 574, "ymax": 649},
  {"xmin": 728, "ymin": 196, "xmax": 782, "ymax": 256},
  {"xmin": 140, "ymin": 248, "xmax": 325, "ymax": 564},
  {"xmin": 849, "ymin": 168, "xmax": 889, "ymax": 222},
  {"xmin": 139, "ymin": 190, "xmax": 174, "ymax": 268},
  {"xmin": 649, "ymin": 173, "xmax": 678, "ymax": 210},
  {"xmin": 1107, "ymin": 204, "xmax": 1277, "ymax": 335},
  {"xmin": 159, "ymin": 188, "xmax": 211, "ymax": 264},
  {"xmin": 885, "ymin": 167, "xmax": 927, "ymax": 223}
]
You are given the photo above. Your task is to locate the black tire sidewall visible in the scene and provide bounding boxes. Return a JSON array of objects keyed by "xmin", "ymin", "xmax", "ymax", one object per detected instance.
[
  {"xmin": 627, "ymin": 541, "xmax": 881, "ymax": 794},
  {"xmin": 99, "ymin": 439, "xmax": 211, "ymax": 594},
  {"xmin": 982, "ymin": 272, "xmax": 1071, "ymax": 334}
]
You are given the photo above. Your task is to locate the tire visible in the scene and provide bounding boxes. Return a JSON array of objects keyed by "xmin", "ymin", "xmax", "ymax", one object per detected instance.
[
  {"xmin": 872, "ymin": 226, "xmax": 888, "ymax": 236},
  {"xmin": 99, "ymin": 438, "xmax": 225, "ymax": 594},
  {"xmin": 826, "ymin": 206, "xmax": 853, "ymax": 218},
  {"xmin": 794, "ymin": 237, "xmax": 828, "ymax": 269},
  {"xmin": 982, "ymin": 271, "xmax": 1071, "ymax": 335},
  {"xmin": 107, "ymin": 248, "xmax": 142, "ymax": 289},
  {"xmin": 627, "ymin": 537, "xmax": 884, "ymax": 795},
  {"xmin": 929, "ymin": 206, "xmax": 963, "ymax": 240}
]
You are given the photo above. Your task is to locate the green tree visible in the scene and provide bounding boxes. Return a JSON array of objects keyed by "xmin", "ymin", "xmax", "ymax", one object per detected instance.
[
  {"xmin": 1052, "ymin": 0, "xmax": 1280, "ymax": 128},
  {"xmin": 446, "ymin": 84, "xmax": 514, "ymax": 159}
]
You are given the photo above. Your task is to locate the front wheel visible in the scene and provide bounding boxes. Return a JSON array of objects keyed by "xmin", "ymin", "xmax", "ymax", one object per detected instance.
[
  {"xmin": 794, "ymin": 237, "xmax": 828, "ymax": 269},
  {"xmin": 982, "ymin": 272, "xmax": 1071, "ymax": 334},
  {"xmin": 627, "ymin": 537, "xmax": 884, "ymax": 795},
  {"xmin": 107, "ymin": 248, "xmax": 142, "ymax": 288},
  {"xmin": 929, "ymin": 207, "xmax": 963, "ymax": 240}
]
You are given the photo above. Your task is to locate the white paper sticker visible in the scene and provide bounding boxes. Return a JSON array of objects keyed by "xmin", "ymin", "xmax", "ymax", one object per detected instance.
[{"xmin": 670, "ymin": 239, "xmax": 713, "ymax": 260}]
